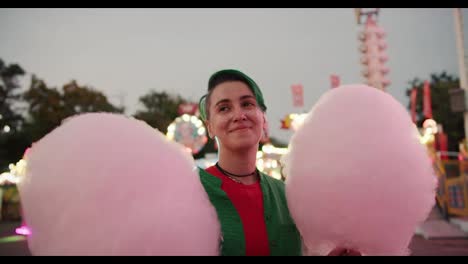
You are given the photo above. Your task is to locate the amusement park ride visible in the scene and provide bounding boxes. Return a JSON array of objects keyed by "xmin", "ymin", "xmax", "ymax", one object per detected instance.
[
  {"xmin": 355, "ymin": 8, "xmax": 391, "ymax": 91},
  {"xmin": 420, "ymin": 119, "xmax": 468, "ymax": 218}
]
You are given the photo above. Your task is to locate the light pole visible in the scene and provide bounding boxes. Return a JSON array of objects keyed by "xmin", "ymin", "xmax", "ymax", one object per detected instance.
[{"xmin": 453, "ymin": 8, "xmax": 468, "ymax": 138}]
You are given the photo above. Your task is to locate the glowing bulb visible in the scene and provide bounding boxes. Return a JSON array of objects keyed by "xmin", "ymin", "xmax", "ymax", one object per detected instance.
[
  {"xmin": 257, "ymin": 158, "xmax": 264, "ymax": 171},
  {"xmin": 197, "ymin": 127, "xmax": 205, "ymax": 136},
  {"xmin": 256, "ymin": 151, "xmax": 263, "ymax": 159},
  {"xmin": 271, "ymin": 171, "xmax": 282, "ymax": 180},
  {"xmin": 262, "ymin": 144, "xmax": 274, "ymax": 154},
  {"xmin": 271, "ymin": 160, "xmax": 278, "ymax": 168},
  {"xmin": 15, "ymin": 225, "xmax": 32, "ymax": 236},
  {"xmin": 167, "ymin": 124, "xmax": 175, "ymax": 133},
  {"xmin": 182, "ymin": 114, "xmax": 190, "ymax": 122}
]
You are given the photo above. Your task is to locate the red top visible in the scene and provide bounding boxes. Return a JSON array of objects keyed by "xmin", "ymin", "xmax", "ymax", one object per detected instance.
[{"xmin": 206, "ymin": 165, "xmax": 270, "ymax": 256}]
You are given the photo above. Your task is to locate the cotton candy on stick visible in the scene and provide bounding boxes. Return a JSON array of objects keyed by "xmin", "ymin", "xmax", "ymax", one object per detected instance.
[
  {"xmin": 283, "ymin": 85, "xmax": 437, "ymax": 256},
  {"xmin": 17, "ymin": 113, "xmax": 220, "ymax": 255}
]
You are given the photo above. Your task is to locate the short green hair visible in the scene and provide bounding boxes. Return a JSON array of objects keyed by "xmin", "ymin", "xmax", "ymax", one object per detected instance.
[{"xmin": 199, "ymin": 69, "xmax": 267, "ymax": 121}]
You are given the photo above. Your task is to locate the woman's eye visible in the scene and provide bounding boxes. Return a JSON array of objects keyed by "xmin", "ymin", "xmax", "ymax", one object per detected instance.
[
  {"xmin": 242, "ymin": 102, "xmax": 255, "ymax": 107},
  {"xmin": 219, "ymin": 106, "xmax": 229, "ymax": 112}
]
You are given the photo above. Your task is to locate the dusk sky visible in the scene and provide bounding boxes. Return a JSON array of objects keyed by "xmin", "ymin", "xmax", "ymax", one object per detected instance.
[{"xmin": 1, "ymin": 8, "xmax": 466, "ymax": 143}]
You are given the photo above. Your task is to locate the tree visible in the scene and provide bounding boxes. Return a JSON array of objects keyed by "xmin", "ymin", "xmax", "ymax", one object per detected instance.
[
  {"xmin": 133, "ymin": 90, "xmax": 186, "ymax": 134},
  {"xmin": 0, "ymin": 59, "xmax": 27, "ymax": 171},
  {"xmin": 62, "ymin": 80, "xmax": 124, "ymax": 117},
  {"xmin": 0, "ymin": 59, "xmax": 26, "ymax": 132},
  {"xmin": 23, "ymin": 75, "xmax": 65, "ymax": 142},
  {"xmin": 267, "ymin": 136, "xmax": 288, "ymax": 148},
  {"xmin": 23, "ymin": 76, "xmax": 124, "ymax": 142},
  {"xmin": 405, "ymin": 71, "xmax": 464, "ymax": 152}
]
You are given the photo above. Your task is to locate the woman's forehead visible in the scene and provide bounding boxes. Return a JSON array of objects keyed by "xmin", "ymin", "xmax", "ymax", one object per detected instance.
[{"xmin": 210, "ymin": 81, "xmax": 254, "ymax": 101}]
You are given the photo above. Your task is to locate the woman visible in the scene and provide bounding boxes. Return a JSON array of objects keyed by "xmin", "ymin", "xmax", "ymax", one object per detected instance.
[
  {"xmin": 197, "ymin": 69, "xmax": 302, "ymax": 256},
  {"xmin": 197, "ymin": 69, "xmax": 361, "ymax": 256}
]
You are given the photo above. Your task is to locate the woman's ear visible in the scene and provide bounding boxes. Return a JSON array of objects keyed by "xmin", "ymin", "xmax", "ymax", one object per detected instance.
[
  {"xmin": 262, "ymin": 114, "xmax": 269, "ymax": 141},
  {"xmin": 262, "ymin": 114, "xmax": 268, "ymax": 134},
  {"xmin": 205, "ymin": 120, "xmax": 214, "ymax": 139}
]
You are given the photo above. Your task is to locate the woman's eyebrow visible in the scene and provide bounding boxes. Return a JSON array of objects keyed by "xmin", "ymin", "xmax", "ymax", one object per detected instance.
[
  {"xmin": 214, "ymin": 98, "xmax": 231, "ymax": 107},
  {"xmin": 214, "ymin": 95, "xmax": 255, "ymax": 107},
  {"xmin": 239, "ymin": 95, "xmax": 255, "ymax": 100}
]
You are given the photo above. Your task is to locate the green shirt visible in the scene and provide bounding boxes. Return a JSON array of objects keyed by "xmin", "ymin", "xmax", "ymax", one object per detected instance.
[{"xmin": 198, "ymin": 168, "xmax": 302, "ymax": 256}]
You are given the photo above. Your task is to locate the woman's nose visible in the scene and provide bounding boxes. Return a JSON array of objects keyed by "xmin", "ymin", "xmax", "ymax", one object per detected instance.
[{"xmin": 233, "ymin": 108, "xmax": 247, "ymax": 121}]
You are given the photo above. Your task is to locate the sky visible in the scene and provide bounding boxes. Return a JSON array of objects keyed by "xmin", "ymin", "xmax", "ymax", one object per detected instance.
[{"xmin": 0, "ymin": 8, "xmax": 466, "ymax": 143}]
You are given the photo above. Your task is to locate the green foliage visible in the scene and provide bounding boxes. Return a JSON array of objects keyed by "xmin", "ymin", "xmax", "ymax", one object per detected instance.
[
  {"xmin": 0, "ymin": 58, "xmax": 25, "ymax": 132},
  {"xmin": 133, "ymin": 90, "xmax": 186, "ymax": 134},
  {"xmin": 268, "ymin": 136, "xmax": 288, "ymax": 148},
  {"xmin": 405, "ymin": 71, "xmax": 464, "ymax": 152},
  {"xmin": 0, "ymin": 59, "xmax": 26, "ymax": 171},
  {"xmin": 23, "ymin": 75, "xmax": 124, "ymax": 142}
]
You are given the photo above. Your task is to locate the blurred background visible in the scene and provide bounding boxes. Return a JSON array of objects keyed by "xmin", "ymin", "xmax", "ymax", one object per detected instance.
[{"xmin": 1, "ymin": 8, "xmax": 468, "ymax": 255}]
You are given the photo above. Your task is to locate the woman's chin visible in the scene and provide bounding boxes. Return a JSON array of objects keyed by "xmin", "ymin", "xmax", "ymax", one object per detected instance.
[{"xmin": 226, "ymin": 138, "xmax": 260, "ymax": 151}]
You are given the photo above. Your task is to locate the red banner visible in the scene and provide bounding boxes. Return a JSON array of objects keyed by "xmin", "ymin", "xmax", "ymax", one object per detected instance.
[
  {"xmin": 410, "ymin": 88, "xmax": 417, "ymax": 123},
  {"xmin": 291, "ymin": 84, "xmax": 304, "ymax": 107},
  {"xmin": 330, "ymin": 74, "xmax": 340, "ymax": 88},
  {"xmin": 423, "ymin": 81, "xmax": 433, "ymax": 119},
  {"xmin": 178, "ymin": 103, "xmax": 198, "ymax": 116},
  {"xmin": 437, "ymin": 132, "xmax": 448, "ymax": 160}
]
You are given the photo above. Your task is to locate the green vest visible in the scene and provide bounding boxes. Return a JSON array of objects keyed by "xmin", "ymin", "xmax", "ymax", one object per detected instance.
[{"xmin": 198, "ymin": 168, "xmax": 302, "ymax": 256}]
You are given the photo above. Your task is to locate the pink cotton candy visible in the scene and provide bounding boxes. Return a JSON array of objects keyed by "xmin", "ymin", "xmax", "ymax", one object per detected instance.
[
  {"xmin": 283, "ymin": 85, "xmax": 437, "ymax": 256},
  {"xmin": 17, "ymin": 113, "xmax": 220, "ymax": 256}
]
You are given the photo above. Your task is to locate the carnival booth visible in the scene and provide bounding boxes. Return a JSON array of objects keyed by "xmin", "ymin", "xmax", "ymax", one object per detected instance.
[
  {"xmin": 420, "ymin": 119, "xmax": 468, "ymax": 218},
  {"xmin": 0, "ymin": 158, "xmax": 26, "ymax": 221}
]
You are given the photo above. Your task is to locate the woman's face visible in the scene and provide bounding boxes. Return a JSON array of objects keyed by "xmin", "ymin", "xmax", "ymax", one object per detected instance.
[{"xmin": 206, "ymin": 81, "xmax": 266, "ymax": 152}]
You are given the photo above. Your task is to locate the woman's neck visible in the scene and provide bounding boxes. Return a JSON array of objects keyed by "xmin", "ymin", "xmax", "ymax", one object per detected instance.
[{"xmin": 217, "ymin": 145, "xmax": 259, "ymax": 185}]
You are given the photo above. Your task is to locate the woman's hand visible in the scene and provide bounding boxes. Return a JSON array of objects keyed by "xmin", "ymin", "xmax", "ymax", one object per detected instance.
[{"xmin": 327, "ymin": 247, "xmax": 362, "ymax": 256}]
